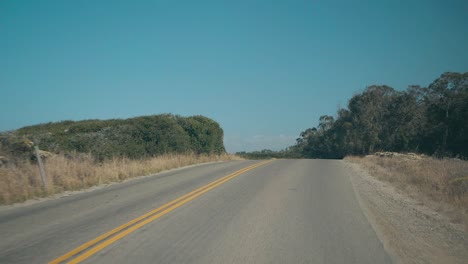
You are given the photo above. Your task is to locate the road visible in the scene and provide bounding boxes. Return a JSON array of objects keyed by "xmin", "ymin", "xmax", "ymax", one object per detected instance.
[{"xmin": 0, "ymin": 159, "xmax": 392, "ymax": 263}]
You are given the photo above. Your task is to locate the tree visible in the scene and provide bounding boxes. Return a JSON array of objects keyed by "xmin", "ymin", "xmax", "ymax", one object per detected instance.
[
  {"xmin": 291, "ymin": 72, "xmax": 468, "ymax": 159},
  {"xmin": 422, "ymin": 72, "xmax": 468, "ymax": 157}
]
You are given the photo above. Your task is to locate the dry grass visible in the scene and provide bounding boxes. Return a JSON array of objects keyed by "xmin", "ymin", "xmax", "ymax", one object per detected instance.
[
  {"xmin": 347, "ymin": 154, "xmax": 468, "ymax": 227},
  {"xmin": 0, "ymin": 153, "xmax": 241, "ymax": 205}
]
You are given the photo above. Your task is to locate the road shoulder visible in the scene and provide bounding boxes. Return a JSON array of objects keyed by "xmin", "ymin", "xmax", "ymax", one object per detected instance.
[{"xmin": 344, "ymin": 160, "xmax": 468, "ymax": 264}]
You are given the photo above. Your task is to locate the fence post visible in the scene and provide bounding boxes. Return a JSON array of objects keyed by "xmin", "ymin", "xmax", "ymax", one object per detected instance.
[{"xmin": 34, "ymin": 146, "xmax": 47, "ymax": 189}]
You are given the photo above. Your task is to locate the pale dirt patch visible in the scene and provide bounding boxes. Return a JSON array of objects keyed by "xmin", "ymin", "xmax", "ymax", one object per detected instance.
[{"xmin": 344, "ymin": 160, "xmax": 468, "ymax": 264}]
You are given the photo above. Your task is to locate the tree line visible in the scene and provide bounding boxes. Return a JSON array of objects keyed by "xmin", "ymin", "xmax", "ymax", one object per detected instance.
[
  {"xmin": 292, "ymin": 72, "xmax": 468, "ymax": 159},
  {"xmin": 236, "ymin": 72, "xmax": 467, "ymax": 159},
  {"xmin": 236, "ymin": 149, "xmax": 301, "ymax": 160}
]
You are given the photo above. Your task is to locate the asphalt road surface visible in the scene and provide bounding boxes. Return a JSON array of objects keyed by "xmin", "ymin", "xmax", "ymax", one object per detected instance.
[{"xmin": 0, "ymin": 159, "xmax": 392, "ymax": 263}]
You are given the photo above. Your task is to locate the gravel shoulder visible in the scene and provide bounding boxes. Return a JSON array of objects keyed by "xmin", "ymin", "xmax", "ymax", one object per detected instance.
[{"xmin": 344, "ymin": 160, "xmax": 468, "ymax": 264}]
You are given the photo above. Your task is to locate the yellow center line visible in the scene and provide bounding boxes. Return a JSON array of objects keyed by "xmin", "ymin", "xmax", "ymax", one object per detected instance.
[
  {"xmin": 49, "ymin": 161, "xmax": 262, "ymax": 264},
  {"xmin": 50, "ymin": 161, "xmax": 268, "ymax": 263},
  {"xmin": 49, "ymin": 160, "xmax": 272, "ymax": 264}
]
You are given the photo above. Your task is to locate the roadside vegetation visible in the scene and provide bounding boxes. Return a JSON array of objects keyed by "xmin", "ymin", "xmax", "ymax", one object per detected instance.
[
  {"xmin": 1, "ymin": 114, "xmax": 225, "ymax": 161},
  {"xmin": 0, "ymin": 114, "xmax": 237, "ymax": 205},
  {"xmin": 236, "ymin": 149, "xmax": 300, "ymax": 159},
  {"xmin": 292, "ymin": 72, "xmax": 468, "ymax": 159},
  {"xmin": 239, "ymin": 72, "xmax": 467, "ymax": 160},
  {"xmin": 0, "ymin": 152, "xmax": 237, "ymax": 205}
]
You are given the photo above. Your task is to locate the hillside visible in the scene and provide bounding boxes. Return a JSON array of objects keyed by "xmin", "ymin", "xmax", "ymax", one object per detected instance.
[{"xmin": 0, "ymin": 114, "xmax": 225, "ymax": 161}]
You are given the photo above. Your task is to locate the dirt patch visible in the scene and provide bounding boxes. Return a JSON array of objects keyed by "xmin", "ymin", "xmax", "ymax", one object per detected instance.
[
  {"xmin": 350, "ymin": 155, "xmax": 468, "ymax": 228},
  {"xmin": 345, "ymin": 160, "xmax": 468, "ymax": 264}
]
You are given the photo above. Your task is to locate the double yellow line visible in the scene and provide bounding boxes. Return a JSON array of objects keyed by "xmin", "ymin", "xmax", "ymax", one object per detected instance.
[{"xmin": 49, "ymin": 160, "xmax": 272, "ymax": 264}]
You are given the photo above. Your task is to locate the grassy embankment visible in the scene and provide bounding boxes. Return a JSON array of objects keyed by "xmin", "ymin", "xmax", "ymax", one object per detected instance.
[
  {"xmin": 0, "ymin": 114, "xmax": 236, "ymax": 205},
  {"xmin": 0, "ymin": 153, "xmax": 239, "ymax": 205},
  {"xmin": 348, "ymin": 154, "xmax": 468, "ymax": 227}
]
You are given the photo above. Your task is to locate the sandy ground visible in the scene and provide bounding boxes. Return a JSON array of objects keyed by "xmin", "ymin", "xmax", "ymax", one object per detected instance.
[{"xmin": 345, "ymin": 161, "xmax": 468, "ymax": 264}]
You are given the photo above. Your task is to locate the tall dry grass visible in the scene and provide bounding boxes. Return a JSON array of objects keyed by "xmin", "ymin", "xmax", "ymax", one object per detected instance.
[
  {"xmin": 348, "ymin": 155, "xmax": 468, "ymax": 225},
  {"xmin": 0, "ymin": 153, "xmax": 240, "ymax": 205}
]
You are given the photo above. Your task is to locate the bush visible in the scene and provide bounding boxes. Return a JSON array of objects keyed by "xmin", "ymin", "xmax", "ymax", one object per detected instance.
[{"xmin": 1, "ymin": 114, "xmax": 226, "ymax": 161}]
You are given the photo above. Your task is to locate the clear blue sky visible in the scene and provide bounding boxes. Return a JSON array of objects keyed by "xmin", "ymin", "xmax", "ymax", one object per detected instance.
[{"xmin": 1, "ymin": 0, "xmax": 467, "ymax": 152}]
